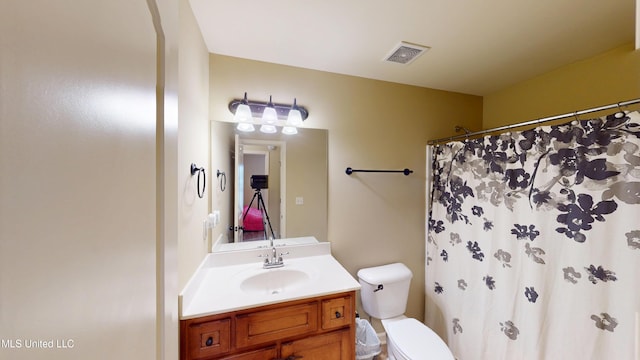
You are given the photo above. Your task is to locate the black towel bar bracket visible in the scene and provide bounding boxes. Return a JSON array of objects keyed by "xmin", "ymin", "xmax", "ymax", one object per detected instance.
[{"xmin": 345, "ymin": 167, "xmax": 413, "ymax": 176}]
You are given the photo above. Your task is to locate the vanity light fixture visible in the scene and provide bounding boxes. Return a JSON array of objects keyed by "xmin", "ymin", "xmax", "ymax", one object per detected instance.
[{"xmin": 228, "ymin": 93, "xmax": 309, "ymax": 134}]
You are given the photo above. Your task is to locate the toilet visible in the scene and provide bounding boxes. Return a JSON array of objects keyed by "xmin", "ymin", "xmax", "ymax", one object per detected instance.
[{"xmin": 358, "ymin": 263, "xmax": 454, "ymax": 360}]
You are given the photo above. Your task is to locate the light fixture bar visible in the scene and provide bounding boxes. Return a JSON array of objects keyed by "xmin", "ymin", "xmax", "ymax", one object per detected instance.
[{"xmin": 228, "ymin": 97, "xmax": 309, "ymax": 121}]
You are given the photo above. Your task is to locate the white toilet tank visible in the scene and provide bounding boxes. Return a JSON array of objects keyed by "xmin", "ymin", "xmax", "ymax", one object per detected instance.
[{"xmin": 357, "ymin": 263, "xmax": 413, "ymax": 319}]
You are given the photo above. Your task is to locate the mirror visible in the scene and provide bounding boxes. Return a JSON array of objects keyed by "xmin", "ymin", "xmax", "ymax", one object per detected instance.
[{"xmin": 210, "ymin": 120, "xmax": 328, "ymax": 251}]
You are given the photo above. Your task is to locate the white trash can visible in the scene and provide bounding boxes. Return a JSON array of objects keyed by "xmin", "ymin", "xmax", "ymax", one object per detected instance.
[{"xmin": 355, "ymin": 318, "xmax": 381, "ymax": 360}]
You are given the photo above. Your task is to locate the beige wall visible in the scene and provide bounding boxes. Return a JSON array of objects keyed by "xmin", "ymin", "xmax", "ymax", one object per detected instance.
[
  {"xmin": 177, "ymin": 0, "xmax": 211, "ymax": 291},
  {"xmin": 0, "ymin": 0, "xmax": 179, "ymax": 358},
  {"xmin": 282, "ymin": 129, "xmax": 328, "ymax": 241},
  {"xmin": 208, "ymin": 54, "xmax": 484, "ymax": 326},
  {"xmin": 484, "ymin": 43, "xmax": 640, "ymax": 128}
]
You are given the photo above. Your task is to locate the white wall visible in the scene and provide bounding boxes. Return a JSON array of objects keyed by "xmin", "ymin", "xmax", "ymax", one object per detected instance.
[{"xmin": 0, "ymin": 0, "xmax": 180, "ymax": 358}]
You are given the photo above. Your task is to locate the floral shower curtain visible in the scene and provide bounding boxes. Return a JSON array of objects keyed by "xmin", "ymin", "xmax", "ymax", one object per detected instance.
[{"xmin": 426, "ymin": 111, "xmax": 640, "ymax": 360}]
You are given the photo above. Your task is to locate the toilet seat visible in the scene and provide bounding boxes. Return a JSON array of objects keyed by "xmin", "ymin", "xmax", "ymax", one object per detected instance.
[{"xmin": 383, "ymin": 318, "xmax": 454, "ymax": 360}]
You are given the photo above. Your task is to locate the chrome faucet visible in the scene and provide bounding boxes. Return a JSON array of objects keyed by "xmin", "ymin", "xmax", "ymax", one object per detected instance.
[{"xmin": 261, "ymin": 244, "xmax": 288, "ymax": 269}]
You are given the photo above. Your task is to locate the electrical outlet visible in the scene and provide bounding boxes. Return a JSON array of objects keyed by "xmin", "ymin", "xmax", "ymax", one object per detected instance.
[{"xmin": 295, "ymin": 197, "xmax": 304, "ymax": 205}]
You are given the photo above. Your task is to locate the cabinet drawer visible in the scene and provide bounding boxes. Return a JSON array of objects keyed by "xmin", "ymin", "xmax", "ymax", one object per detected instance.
[
  {"xmin": 281, "ymin": 329, "xmax": 352, "ymax": 360},
  {"xmin": 236, "ymin": 302, "xmax": 318, "ymax": 348},
  {"xmin": 186, "ymin": 318, "xmax": 231, "ymax": 359},
  {"xmin": 321, "ymin": 295, "xmax": 353, "ymax": 330},
  {"xmin": 220, "ymin": 346, "xmax": 277, "ymax": 360}
]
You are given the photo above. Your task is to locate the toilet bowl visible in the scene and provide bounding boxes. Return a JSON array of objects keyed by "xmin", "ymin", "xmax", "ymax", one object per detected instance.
[{"xmin": 357, "ymin": 263, "xmax": 454, "ymax": 360}]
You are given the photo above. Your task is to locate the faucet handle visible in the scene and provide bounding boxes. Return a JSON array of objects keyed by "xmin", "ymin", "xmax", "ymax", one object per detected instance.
[{"xmin": 277, "ymin": 251, "xmax": 289, "ymax": 262}]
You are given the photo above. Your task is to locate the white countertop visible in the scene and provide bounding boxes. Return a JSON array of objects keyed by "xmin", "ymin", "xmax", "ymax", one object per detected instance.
[
  {"xmin": 213, "ymin": 236, "xmax": 320, "ymax": 252},
  {"xmin": 179, "ymin": 241, "xmax": 361, "ymax": 320}
]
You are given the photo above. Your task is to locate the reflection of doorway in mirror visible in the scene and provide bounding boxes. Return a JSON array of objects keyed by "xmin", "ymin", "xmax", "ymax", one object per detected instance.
[
  {"xmin": 243, "ymin": 152, "xmax": 270, "ymax": 240},
  {"xmin": 235, "ymin": 140, "xmax": 284, "ymax": 242}
]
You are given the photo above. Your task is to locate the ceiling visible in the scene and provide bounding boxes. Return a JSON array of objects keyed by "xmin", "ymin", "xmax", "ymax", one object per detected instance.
[{"xmin": 189, "ymin": 0, "xmax": 636, "ymax": 96}]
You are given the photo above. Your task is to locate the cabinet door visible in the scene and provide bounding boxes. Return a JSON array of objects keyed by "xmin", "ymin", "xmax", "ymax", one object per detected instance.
[
  {"xmin": 220, "ymin": 346, "xmax": 278, "ymax": 360},
  {"xmin": 185, "ymin": 318, "xmax": 231, "ymax": 359},
  {"xmin": 280, "ymin": 329, "xmax": 352, "ymax": 360},
  {"xmin": 321, "ymin": 295, "xmax": 353, "ymax": 330}
]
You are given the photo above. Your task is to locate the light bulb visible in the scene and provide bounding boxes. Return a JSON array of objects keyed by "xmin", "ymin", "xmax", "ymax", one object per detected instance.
[
  {"xmin": 282, "ymin": 126, "xmax": 298, "ymax": 135},
  {"xmin": 259, "ymin": 124, "xmax": 277, "ymax": 134},
  {"xmin": 236, "ymin": 122, "xmax": 255, "ymax": 132}
]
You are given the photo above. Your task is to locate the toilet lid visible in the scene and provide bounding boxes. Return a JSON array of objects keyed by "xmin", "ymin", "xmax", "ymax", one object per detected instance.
[{"xmin": 386, "ymin": 318, "xmax": 454, "ymax": 360}]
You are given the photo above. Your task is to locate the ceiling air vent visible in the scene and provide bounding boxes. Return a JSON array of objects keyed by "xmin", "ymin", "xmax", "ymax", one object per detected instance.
[{"xmin": 384, "ymin": 41, "xmax": 430, "ymax": 65}]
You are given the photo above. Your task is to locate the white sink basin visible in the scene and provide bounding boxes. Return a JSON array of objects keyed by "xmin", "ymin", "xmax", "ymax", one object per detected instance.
[
  {"xmin": 179, "ymin": 241, "xmax": 362, "ymax": 319},
  {"xmin": 240, "ymin": 269, "xmax": 310, "ymax": 295}
]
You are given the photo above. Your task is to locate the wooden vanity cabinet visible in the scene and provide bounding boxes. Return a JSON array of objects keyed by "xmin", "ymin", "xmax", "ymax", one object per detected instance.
[{"xmin": 180, "ymin": 291, "xmax": 355, "ymax": 360}]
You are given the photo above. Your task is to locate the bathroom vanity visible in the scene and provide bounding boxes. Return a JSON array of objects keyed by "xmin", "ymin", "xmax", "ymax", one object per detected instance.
[{"xmin": 179, "ymin": 239, "xmax": 360, "ymax": 360}]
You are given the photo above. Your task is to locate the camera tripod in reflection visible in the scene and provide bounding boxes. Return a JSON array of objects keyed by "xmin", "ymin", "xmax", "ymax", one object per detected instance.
[{"xmin": 242, "ymin": 188, "xmax": 276, "ymax": 240}]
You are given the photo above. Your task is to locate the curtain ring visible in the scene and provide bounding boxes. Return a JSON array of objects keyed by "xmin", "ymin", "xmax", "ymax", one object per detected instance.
[
  {"xmin": 571, "ymin": 111, "xmax": 580, "ymax": 125},
  {"xmin": 614, "ymin": 102, "xmax": 625, "ymax": 119}
]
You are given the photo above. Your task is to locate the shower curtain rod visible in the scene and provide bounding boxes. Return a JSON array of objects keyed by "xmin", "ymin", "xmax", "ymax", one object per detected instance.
[{"xmin": 427, "ymin": 98, "xmax": 640, "ymax": 145}]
